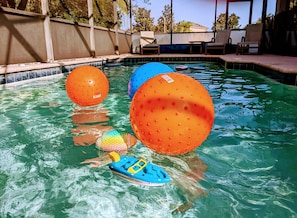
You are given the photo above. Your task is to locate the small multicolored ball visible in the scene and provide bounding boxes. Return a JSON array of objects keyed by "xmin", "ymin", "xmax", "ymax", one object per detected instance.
[{"xmin": 66, "ymin": 66, "xmax": 109, "ymax": 106}]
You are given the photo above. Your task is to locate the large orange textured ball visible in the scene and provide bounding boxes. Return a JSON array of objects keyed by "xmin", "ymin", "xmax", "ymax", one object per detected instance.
[
  {"xmin": 66, "ymin": 66, "xmax": 109, "ymax": 106},
  {"xmin": 130, "ymin": 73, "xmax": 214, "ymax": 155}
]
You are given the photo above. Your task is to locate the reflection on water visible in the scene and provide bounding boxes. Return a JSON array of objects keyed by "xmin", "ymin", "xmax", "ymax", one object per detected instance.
[
  {"xmin": 73, "ymin": 106, "xmax": 207, "ymax": 209},
  {"xmin": 0, "ymin": 63, "xmax": 297, "ymax": 217},
  {"xmin": 72, "ymin": 107, "xmax": 138, "ymax": 168},
  {"xmin": 151, "ymin": 152, "xmax": 207, "ymax": 213},
  {"xmin": 71, "ymin": 107, "xmax": 112, "ymax": 146}
]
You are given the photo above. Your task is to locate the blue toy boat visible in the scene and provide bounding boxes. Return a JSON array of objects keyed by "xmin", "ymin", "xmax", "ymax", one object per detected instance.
[{"xmin": 108, "ymin": 152, "xmax": 170, "ymax": 186}]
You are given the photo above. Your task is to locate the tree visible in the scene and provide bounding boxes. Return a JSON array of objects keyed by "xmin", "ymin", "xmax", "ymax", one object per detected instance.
[
  {"xmin": 93, "ymin": 0, "xmax": 115, "ymax": 28},
  {"xmin": 228, "ymin": 13, "xmax": 240, "ymax": 29},
  {"xmin": 256, "ymin": 13, "xmax": 274, "ymax": 29},
  {"xmin": 0, "ymin": 0, "xmax": 129, "ymax": 29},
  {"xmin": 133, "ymin": 7, "xmax": 154, "ymax": 31},
  {"xmin": 175, "ymin": 20, "xmax": 192, "ymax": 32},
  {"xmin": 212, "ymin": 13, "xmax": 240, "ymax": 30},
  {"xmin": 0, "ymin": 0, "xmax": 41, "ymax": 13},
  {"xmin": 155, "ymin": 4, "xmax": 172, "ymax": 33}
]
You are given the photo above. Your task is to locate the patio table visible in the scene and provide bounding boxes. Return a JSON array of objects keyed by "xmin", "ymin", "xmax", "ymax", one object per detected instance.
[{"xmin": 189, "ymin": 41, "xmax": 203, "ymax": 54}]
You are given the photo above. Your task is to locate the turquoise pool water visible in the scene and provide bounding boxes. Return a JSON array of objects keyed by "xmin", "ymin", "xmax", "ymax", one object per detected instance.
[{"xmin": 0, "ymin": 62, "xmax": 297, "ymax": 217}]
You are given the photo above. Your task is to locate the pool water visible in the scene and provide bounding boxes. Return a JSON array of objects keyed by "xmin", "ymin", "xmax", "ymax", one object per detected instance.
[{"xmin": 0, "ymin": 62, "xmax": 297, "ymax": 217}]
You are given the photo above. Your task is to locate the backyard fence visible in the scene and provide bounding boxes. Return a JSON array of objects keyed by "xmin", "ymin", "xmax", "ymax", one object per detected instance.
[
  {"xmin": 0, "ymin": 6, "xmax": 132, "ymax": 65},
  {"xmin": 1, "ymin": 4, "xmax": 296, "ymax": 66}
]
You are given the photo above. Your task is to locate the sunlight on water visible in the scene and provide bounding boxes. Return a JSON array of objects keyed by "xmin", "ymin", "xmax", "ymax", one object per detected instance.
[{"xmin": 0, "ymin": 63, "xmax": 297, "ymax": 217}]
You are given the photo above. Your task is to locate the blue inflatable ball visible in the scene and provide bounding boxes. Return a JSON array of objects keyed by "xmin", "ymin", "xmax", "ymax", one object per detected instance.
[{"xmin": 128, "ymin": 62, "xmax": 174, "ymax": 99}]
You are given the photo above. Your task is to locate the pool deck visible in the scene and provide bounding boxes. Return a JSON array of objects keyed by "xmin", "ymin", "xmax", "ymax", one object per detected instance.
[
  {"xmin": 220, "ymin": 54, "xmax": 297, "ymax": 75},
  {"xmin": 128, "ymin": 53, "xmax": 297, "ymax": 75},
  {"xmin": 1, "ymin": 53, "xmax": 297, "ymax": 85}
]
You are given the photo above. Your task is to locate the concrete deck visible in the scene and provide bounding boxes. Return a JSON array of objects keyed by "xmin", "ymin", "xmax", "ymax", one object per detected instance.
[
  {"xmin": 220, "ymin": 54, "xmax": 297, "ymax": 74},
  {"xmin": 128, "ymin": 53, "xmax": 297, "ymax": 75},
  {"xmin": 0, "ymin": 53, "xmax": 296, "ymax": 85}
]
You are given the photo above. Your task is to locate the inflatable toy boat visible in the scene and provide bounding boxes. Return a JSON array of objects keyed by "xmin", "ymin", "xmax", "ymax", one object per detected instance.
[{"xmin": 108, "ymin": 152, "xmax": 170, "ymax": 186}]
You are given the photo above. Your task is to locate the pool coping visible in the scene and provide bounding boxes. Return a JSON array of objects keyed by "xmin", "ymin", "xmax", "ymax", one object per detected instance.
[{"xmin": 0, "ymin": 53, "xmax": 296, "ymax": 86}]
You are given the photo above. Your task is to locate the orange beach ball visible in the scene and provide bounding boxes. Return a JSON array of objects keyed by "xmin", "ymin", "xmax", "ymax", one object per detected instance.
[
  {"xmin": 66, "ymin": 66, "xmax": 109, "ymax": 106},
  {"xmin": 130, "ymin": 72, "xmax": 215, "ymax": 155}
]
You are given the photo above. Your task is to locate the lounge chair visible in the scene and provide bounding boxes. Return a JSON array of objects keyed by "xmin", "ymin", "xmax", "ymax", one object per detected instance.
[
  {"xmin": 236, "ymin": 23, "xmax": 263, "ymax": 55},
  {"xmin": 205, "ymin": 29, "xmax": 232, "ymax": 54},
  {"xmin": 140, "ymin": 31, "xmax": 160, "ymax": 55}
]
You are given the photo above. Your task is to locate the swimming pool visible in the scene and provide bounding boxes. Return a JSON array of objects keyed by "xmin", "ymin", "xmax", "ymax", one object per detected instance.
[{"xmin": 0, "ymin": 62, "xmax": 296, "ymax": 217}]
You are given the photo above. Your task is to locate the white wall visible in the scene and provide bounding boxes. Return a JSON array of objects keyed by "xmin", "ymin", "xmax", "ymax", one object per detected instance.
[{"xmin": 132, "ymin": 30, "xmax": 246, "ymax": 53}]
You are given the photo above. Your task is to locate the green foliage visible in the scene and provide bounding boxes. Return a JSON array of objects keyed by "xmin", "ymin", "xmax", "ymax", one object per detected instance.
[
  {"xmin": 93, "ymin": 0, "xmax": 114, "ymax": 28},
  {"xmin": 155, "ymin": 4, "xmax": 172, "ymax": 33},
  {"xmin": 175, "ymin": 20, "xmax": 192, "ymax": 32},
  {"xmin": 133, "ymin": 7, "xmax": 154, "ymax": 31},
  {"xmin": 228, "ymin": 13, "xmax": 240, "ymax": 29},
  {"xmin": 0, "ymin": 0, "xmax": 41, "ymax": 13},
  {"xmin": 1, "ymin": 0, "xmax": 129, "ymax": 29},
  {"xmin": 256, "ymin": 13, "xmax": 274, "ymax": 29},
  {"xmin": 0, "ymin": 0, "xmax": 240, "ymax": 33},
  {"xmin": 212, "ymin": 13, "xmax": 240, "ymax": 30}
]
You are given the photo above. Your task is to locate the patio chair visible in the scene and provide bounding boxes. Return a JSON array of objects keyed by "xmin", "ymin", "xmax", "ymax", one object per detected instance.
[
  {"xmin": 236, "ymin": 23, "xmax": 264, "ymax": 55},
  {"xmin": 140, "ymin": 31, "xmax": 160, "ymax": 55},
  {"xmin": 205, "ymin": 29, "xmax": 232, "ymax": 54}
]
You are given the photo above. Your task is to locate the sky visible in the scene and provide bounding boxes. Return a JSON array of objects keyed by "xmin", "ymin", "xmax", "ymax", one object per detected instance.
[{"xmin": 122, "ymin": 0, "xmax": 276, "ymax": 30}]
